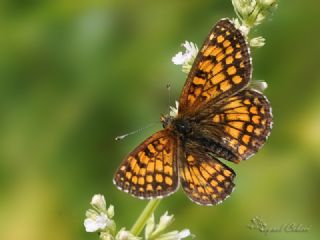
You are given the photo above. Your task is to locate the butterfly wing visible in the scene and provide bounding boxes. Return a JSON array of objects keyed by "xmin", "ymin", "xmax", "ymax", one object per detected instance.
[
  {"xmin": 194, "ymin": 89, "xmax": 272, "ymax": 162},
  {"xmin": 178, "ymin": 140, "xmax": 236, "ymax": 205},
  {"xmin": 178, "ymin": 18, "xmax": 251, "ymax": 114},
  {"xmin": 113, "ymin": 130, "xmax": 179, "ymax": 199}
]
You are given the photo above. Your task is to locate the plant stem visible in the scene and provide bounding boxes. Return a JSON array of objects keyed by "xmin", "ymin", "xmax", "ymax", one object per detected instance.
[{"xmin": 130, "ymin": 199, "xmax": 162, "ymax": 236}]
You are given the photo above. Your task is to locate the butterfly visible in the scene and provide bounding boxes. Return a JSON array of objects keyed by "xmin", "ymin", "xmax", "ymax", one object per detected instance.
[{"xmin": 113, "ymin": 18, "xmax": 272, "ymax": 205}]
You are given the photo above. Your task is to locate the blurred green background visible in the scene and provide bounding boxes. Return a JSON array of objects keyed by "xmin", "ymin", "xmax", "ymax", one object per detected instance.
[{"xmin": 1, "ymin": 0, "xmax": 319, "ymax": 239}]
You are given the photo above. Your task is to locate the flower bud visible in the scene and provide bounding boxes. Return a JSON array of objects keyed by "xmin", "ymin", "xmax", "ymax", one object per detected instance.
[
  {"xmin": 91, "ymin": 194, "xmax": 107, "ymax": 211},
  {"xmin": 116, "ymin": 228, "xmax": 141, "ymax": 240},
  {"xmin": 250, "ymin": 36, "xmax": 265, "ymax": 47}
]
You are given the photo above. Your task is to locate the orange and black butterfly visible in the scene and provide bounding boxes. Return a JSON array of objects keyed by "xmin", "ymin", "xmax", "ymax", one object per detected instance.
[{"xmin": 114, "ymin": 18, "xmax": 272, "ymax": 205}]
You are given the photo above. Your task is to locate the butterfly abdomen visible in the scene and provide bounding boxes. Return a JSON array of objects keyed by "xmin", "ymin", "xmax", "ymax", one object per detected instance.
[
  {"xmin": 172, "ymin": 116, "xmax": 239, "ymax": 162},
  {"xmin": 193, "ymin": 136, "xmax": 239, "ymax": 162}
]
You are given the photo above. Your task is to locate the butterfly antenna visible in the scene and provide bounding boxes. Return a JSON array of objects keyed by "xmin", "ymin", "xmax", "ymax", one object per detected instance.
[
  {"xmin": 115, "ymin": 122, "xmax": 157, "ymax": 141},
  {"xmin": 167, "ymin": 83, "xmax": 171, "ymax": 113}
]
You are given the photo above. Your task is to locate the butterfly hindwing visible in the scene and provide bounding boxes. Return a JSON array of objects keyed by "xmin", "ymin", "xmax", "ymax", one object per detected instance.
[
  {"xmin": 179, "ymin": 140, "xmax": 236, "ymax": 205},
  {"xmin": 114, "ymin": 130, "xmax": 179, "ymax": 199},
  {"xmin": 179, "ymin": 18, "xmax": 251, "ymax": 113},
  {"xmin": 195, "ymin": 89, "xmax": 272, "ymax": 162}
]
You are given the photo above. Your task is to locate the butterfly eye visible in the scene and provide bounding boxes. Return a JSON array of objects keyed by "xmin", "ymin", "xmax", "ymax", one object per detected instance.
[{"xmin": 161, "ymin": 114, "xmax": 171, "ymax": 128}]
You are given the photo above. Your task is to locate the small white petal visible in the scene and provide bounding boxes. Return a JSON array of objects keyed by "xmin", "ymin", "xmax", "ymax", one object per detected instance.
[
  {"xmin": 107, "ymin": 205, "xmax": 115, "ymax": 218},
  {"xmin": 172, "ymin": 41, "xmax": 198, "ymax": 73},
  {"xmin": 84, "ymin": 213, "xmax": 111, "ymax": 232},
  {"xmin": 84, "ymin": 218, "xmax": 100, "ymax": 232},
  {"xmin": 178, "ymin": 229, "xmax": 191, "ymax": 238},
  {"xmin": 85, "ymin": 209, "xmax": 98, "ymax": 218},
  {"xmin": 169, "ymin": 101, "xmax": 179, "ymax": 117},
  {"xmin": 183, "ymin": 41, "xmax": 198, "ymax": 53},
  {"xmin": 175, "ymin": 101, "xmax": 179, "ymax": 109},
  {"xmin": 182, "ymin": 41, "xmax": 192, "ymax": 52},
  {"xmin": 255, "ymin": 12, "xmax": 267, "ymax": 25},
  {"xmin": 172, "ymin": 52, "xmax": 185, "ymax": 65},
  {"xmin": 150, "ymin": 212, "xmax": 175, "ymax": 238},
  {"xmin": 96, "ymin": 214, "xmax": 109, "ymax": 228},
  {"xmin": 154, "ymin": 229, "xmax": 192, "ymax": 240},
  {"xmin": 159, "ymin": 212, "xmax": 174, "ymax": 228}
]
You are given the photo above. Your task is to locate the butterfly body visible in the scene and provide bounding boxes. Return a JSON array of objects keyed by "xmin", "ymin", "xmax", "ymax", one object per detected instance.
[
  {"xmin": 163, "ymin": 110, "xmax": 239, "ymax": 161},
  {"xmin": 114, "ymin": 18, "xmax": 272, "ymax": 205},
  {"xmin": 163, "ymin": 115, "xmax": 192, "ymax": 136}
]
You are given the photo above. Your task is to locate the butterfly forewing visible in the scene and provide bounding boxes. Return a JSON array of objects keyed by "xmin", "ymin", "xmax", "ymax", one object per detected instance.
[
  {"xmin": 114, "ymin": 130, "xmax": 179, "ymax": 199},
  {"xmin": 178, "ymin": 18, "xmax": 251, "ymax": 114},
  {"xmin": 179, "ymin": 141, "xmax": 236, "ymax": 205}
]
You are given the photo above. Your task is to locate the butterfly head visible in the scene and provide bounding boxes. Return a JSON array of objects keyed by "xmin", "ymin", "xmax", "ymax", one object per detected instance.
[
  {"xmin": 160, "ymin": 114, "xmax": 174, "ymax": 129},
  {"xmin": 161, "ymin": 113, "xmax": 193, "ymax": 137}
]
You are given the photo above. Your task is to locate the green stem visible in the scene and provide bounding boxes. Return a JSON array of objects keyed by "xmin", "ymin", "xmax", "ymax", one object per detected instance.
[{"xmin": 130, "ymin": 199, "xmax": 162, "ymax": 236}]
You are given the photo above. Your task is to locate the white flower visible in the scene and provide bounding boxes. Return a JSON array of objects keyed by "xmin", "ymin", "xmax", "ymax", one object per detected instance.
[
  {"xmin": 153, "ymin": 229, "xmax": 192, "ymax": 240},
  {"xmin": 172, "ymin": 41, "xmax": 198, "ymax": 73},
  {"xmin": 115, "ymin": 228, "xmax": 141, "ymax": 240},
  {"xmin": 84, "ymin": 194, "xmax": 116, "ymax": 235},
  {"xmin": 84, "ymin": 212, "xmax": 111, "ymax": 232},
  {"xmin": 169, "ymin": 101, "xmax": 179, "ymax": 117},
  {"xmin": 250, "ymin": 36, "xmax": 265, "ymax": 47},
  {"xmin": 91, "ymin": 194, "xmax": 107, "ymax": 211}
]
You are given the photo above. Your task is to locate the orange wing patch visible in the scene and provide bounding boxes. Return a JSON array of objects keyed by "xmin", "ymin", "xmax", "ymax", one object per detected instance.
[
  {"xmin": 114, "ymin": 130, "xmax": 179, "ymax": 199},
  {"xmin": 179, "ymin": 18, "xmax": 251, "ymax": 114},
  {"xmin": 179, "ymin": 143, "xmax": 236, "ymax": 206}
]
